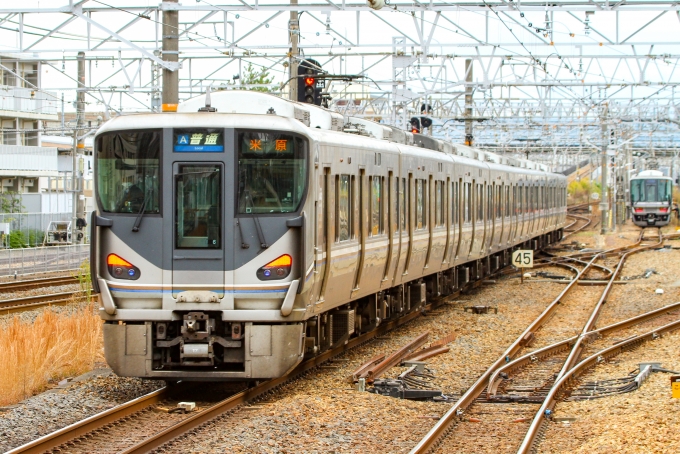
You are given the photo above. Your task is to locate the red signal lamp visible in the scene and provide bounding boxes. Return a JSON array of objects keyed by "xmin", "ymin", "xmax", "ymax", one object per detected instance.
[{"xmin": 304, "ymin": 77, "xmax": 316, "ymax": 86}]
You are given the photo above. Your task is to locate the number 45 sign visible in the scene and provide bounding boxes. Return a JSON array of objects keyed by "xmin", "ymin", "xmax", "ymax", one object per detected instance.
[
  {"xmin": 512, "ymin": 250, "xmax": 533, "ymax": 283},
  {"xmin": 512, "ymin": 250, "xmax": 534, "ymax": 268}
]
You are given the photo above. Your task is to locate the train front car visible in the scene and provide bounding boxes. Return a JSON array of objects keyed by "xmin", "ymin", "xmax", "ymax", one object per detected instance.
[
  {"xmin": 630, "ymin": 170, "xmax": 674, "ymax": 227},
  {"xmin": 92, "ymin": 109, "xmax": 312, "ymax": 381}
]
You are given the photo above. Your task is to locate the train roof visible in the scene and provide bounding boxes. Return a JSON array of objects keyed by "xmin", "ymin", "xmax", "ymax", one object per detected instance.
[
  {"xmin": 177, "ymin": 91, "xmax": 549, "ymax": 171},
  {"xmin": 632, "ymin": 170, "xmax": 672, "ymax": 180},
  {"xmin": 97, "ymin": 91, "xmax": 559, "ymax": 178},
  {"xmin": 95, "ymin": 110, "xmax": 310, "ymax": 136}
]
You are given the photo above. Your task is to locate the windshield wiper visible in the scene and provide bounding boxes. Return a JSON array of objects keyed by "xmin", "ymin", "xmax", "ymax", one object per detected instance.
[
  {"xmin": 244, "ymin": 190, "xmax": 268, "ymax": 249},
  {"xmin": 132, "ymin": 190, "xmax": 150, "ymax": 232}
]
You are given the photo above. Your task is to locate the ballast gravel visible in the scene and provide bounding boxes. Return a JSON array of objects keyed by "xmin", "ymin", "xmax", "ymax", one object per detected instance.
[
  {"xmin": 0, "ymin": 370, "xmax": 163, "ymax": 453},
  {"xmin": 1, "ymin": 223, "xmax": 679, "ymax": 453}
]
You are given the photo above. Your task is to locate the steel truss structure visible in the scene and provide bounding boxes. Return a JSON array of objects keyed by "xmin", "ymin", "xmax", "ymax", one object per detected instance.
[{"xmin": 0, "ymin": 1, "xmax": 679, "ymax": 163}]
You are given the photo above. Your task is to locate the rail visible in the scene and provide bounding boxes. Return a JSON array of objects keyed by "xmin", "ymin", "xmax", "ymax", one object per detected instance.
[
  {"xmin": 0, "ymin": 275, "xmax": 79, "ymax": 293},
  {"xmin": 0, "ymin": 291, "xmax": 90, "ymax": 314},
  {"xmin": 409, "ymin": 229, "xmax": 648, "ymax": 453},
  {"xmin": 8, "ymin": 295, "xmax": 429, "ymax": 454},
  {"xmin": 518, "ymin": 317, "xmax": 680, "ymax": 453}
]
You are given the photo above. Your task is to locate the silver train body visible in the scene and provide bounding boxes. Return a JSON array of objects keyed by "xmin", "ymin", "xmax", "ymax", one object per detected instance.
[
  {"xmin": 91, "ymin": 91, "xmax": 567, "ymax": 381},
  {"xmin": 629, "ymin": 170, "xmax": 674, "ymax": 227}
]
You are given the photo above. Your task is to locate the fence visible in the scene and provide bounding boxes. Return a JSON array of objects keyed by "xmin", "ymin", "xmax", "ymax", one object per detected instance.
[
  {"xmin": 0, "ymin": 244, "xmax": 90, "ymax": 277},
  {"xmin": 0, "ymin": 212, "xmax": 91, "ymax": 248}
]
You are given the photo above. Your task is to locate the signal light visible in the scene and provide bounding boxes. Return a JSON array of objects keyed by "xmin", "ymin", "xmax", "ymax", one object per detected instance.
[
  {"xmin": 107, "ymin": 254, "xmax": 140, "ymax": 280},
  {"xmin": 257, "ymin": 254, "xmax": 293, "ymax": 281},
  {"xmin": 410, "ymin": 117, "xmax": 421, "ymax": 134},
  {"xmin": 297, "ymin": 58, "xmax": 324, "ymax": 106}
]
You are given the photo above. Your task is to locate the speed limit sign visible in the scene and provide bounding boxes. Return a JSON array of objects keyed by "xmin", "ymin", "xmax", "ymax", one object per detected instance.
[{"xmin": 512, "ymin": 250, "xmax": 534, "ymax": 268}]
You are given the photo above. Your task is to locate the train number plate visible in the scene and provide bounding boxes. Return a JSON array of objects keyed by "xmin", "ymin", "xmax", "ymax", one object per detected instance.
[{"xmin": 512, "ymin": 250, "xmax": 534, "ymax": 268}]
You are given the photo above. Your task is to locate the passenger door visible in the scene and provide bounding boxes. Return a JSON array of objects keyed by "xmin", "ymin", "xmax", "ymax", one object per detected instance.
[{"xmin": 172, "ymin": 162, "xmax": 225, "ymax": 297}]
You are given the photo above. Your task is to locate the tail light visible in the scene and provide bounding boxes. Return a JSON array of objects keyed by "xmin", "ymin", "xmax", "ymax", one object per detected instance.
[
  {"xmin": 257, "ymin": 254, "xmax": 292, "ymax": 281},
  {"xmin": 659, "ymin": 207, "xmax": 669, "ymax": 213},
  {"xmin": 107, "ymin": 254, "xmax": 140, "ymax": 280},
  {"xmin": 634, "ymin": 208, "xmax": 644, "ymax": 213}
]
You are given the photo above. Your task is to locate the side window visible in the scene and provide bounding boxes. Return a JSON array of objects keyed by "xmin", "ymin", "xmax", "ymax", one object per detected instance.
[
  {"xmin": 370, "ymin": 176, "xmax": 383, "ymax": 236},
  {"xmin": 525, "ymin": 186, "xmax": 529, "ymax": 214},
  {"xmin": 389, "ymin": 174, "xmax": 396, "ymax": 234},
  {"xmin": 416, "ymin": 179, "xmax": 426, "ymax": 230},
  {"xmin": 505, "ymin": 186, "xmax": 510, "ymax": 217},
  {"xmin": 487, "ymin": 185, "xmax": 492, "ymax": 220},
  {"xmin": 477, "ymin": 184, "xmax": 484, "ymax": 221},
  {"xmin": 465, "ymin": 182, "xmax": 471, "ymax": 223},
  {"xmin": 336, "ymin": 174, "xmax": 351, "ymax": 242},
  {"xmin": 452, "ymin": 181, "xmax": 458, "ymax": 225},
  {"xmin": 435, "ymin": 181, "xmax": 443, "ymax": 227},
  {"xmin": 399, "ymin": 178, "xmax": 406, "ymax": 231}
]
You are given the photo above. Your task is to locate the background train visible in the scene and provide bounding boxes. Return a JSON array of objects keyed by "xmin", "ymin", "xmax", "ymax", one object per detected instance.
[
  {"xmin": 629, "ymin": 170, "xmax": 674, "ymax": 227},
  {"xmin": 91, "ymin": 91, "xmax": 567, "ymax": 381}
]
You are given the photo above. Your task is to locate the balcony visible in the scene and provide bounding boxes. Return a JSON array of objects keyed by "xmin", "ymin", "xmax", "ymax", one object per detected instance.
[{"xmin": 0, "ymin": 85, "xmax": 59, "ymax": 120}]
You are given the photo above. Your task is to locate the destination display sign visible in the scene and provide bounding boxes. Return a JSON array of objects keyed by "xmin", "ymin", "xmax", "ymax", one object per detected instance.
[{"xmin": 174, "ymin": 131, "xmax": 224, "ymax": 152}]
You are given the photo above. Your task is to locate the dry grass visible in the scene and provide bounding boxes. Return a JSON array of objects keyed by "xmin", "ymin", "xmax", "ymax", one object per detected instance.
[{"xmin": 0, "ymin": 302, "xmax": 103, "ymax": 406}]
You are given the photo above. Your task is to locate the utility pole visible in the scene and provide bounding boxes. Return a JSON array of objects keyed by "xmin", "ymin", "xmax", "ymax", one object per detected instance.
[
  {"xmin": 72, "ymin": 51, "xmax": 86, "ymax": 245},
  {"xmin": 600, "ymin": 103, "xmax": 609, "ymax": 235},
  {"xmin": 289, "ymin": 0, "xmax": 299, "ymax": 101},
  {"xmin": 464, "ymin": 59, "xmax": 473, "ymax": 146},
  {"xmin": 162, "ymin": 0, "xmax": 179, "ymax": 112}
]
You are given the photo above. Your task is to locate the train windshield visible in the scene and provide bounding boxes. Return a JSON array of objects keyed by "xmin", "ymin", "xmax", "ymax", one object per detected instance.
[
  {"xmin": 96, "ymin": 130, "xmax": 161, "ymax": 214},
  {"xmin": 630, "ymin": 179, "xmax": 672, "ymax": 204},
  {"xmin": 237, "ymin": 131, "xmax": 307, "ymax": 214}
]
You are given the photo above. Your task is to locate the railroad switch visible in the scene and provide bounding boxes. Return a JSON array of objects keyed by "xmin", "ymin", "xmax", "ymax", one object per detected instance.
[{"xmin": 464, "ymin": 305, "xmax": 498, "ymax": 314}]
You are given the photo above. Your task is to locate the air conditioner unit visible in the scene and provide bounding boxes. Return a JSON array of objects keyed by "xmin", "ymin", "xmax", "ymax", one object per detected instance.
[{"xmin": 2, "ymin": 179, "xmax": 14, "ymax": 187}]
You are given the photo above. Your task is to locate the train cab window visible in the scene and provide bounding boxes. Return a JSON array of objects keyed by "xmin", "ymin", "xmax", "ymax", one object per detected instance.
[
  {"xmin": 416, "ymin": 179, "xmax": 426, "ymax": 230},
  {"xmin": 237, "ymin": 131, "xmax": 306, "ymax": 214},
  {"xmin": 370, "ymin": 176, "xmax": 383, "ymax": 235},
  {"xmin": 336, "ymin": 175, "xmax": 351, "ymax": 242},
  {"xmin": 631, "ymin": 178, "xmax": 672, "ymax": 203},
  {"xmin": 176, "ymin": 164, "xmax": 221, "ymax": 249},
  {"xmin": 96, "ymin": 130, "xmax": 161, "ymax": 214}
]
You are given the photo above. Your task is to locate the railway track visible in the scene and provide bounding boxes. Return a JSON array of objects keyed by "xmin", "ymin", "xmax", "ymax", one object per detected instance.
[
  {"xmin": 0, "ymin": 291, "xmax": 90, "ymax": 315},
  {"xmin": 410, "ymin": 228, "xmax": 677, "ymax": 453},
  {"xmin": 0, "ymin": 275, "xmax": 79, "ymax": 293},
  {"xmin": 7, "ymin": 291, "xmax": 433, "ymax": 454}
]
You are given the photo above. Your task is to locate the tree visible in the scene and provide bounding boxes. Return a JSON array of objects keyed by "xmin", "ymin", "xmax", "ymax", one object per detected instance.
[
  {"xmin": 0, "ymin": 191, "xmax": 23, "ymax": 213},
  {"xmin": 240, "ymin": 62, "xmax": 274, "ymax": 92}
]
